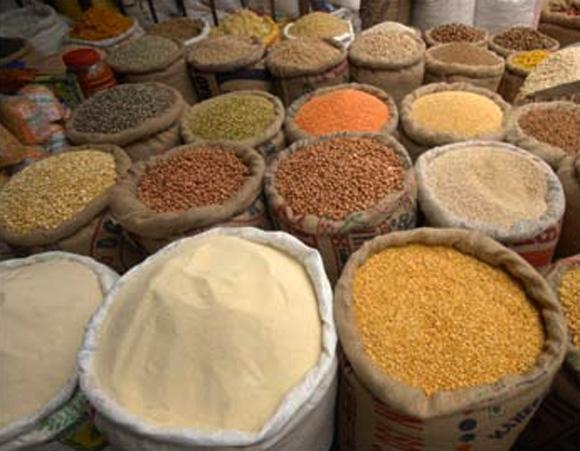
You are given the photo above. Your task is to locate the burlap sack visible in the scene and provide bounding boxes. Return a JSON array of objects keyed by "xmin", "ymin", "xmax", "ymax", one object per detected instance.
[
  {"xmin": 181, "ymin": 90, "xmax": 285, "ymax": 159},
  {"xmin": 424, "ymin": 25, "xmax": 489, "ymax": 48},
  {"xmin": 506, "ymin": 101, "xmax": 579, "ymax": 169},
  {"xmin": 334, "ymin": 227, "xmax": 568, "ymax": 451},
  {"xmin": 284, "ymin": 83, "xmax": 399, "ymax": 143},
  {"xmin": 424, "ymin": 43, "xmax": 505, "ymax": 91},
  {"xmin": 110, "ymin": 142, "xmax": 268, "ymax": 253},
  {"xmin": 399, "ymin": 82, "xmax": 511, "ymax": 160},
  {"xmin": 187, "ymin": 36, "xmax": 271, "ymax": 100},
  {"xmin": 264, "ymin": 132, "xmax": 417, "ymax": 283},
  {"xmin": 489, "ymin": 28, "xmax": 560, "ymax": 57},
  {"xmin": 539, "ymin": 3, "xmax": 580, "ymax": 47},
  {"xmin": 66, "ymin": 83, "xmax": 185, "ymax": 161},
  {"xmin": 498, "ymin": 52, "xmax": 535, "ymax": 103},
  {"xmin": 349, "ymin": 32, "xmax": 425, "ymax": 104},
  {"xmin": 266, "ymin": 39, "xmax": 350, "ymax": 107},
  {"xmin": 556, "ymin": 155, "xmax": 580, "ymax": 259},
  {"xmin": 416, "ymin": 141, "xmax": 566, "ymax": 270}
]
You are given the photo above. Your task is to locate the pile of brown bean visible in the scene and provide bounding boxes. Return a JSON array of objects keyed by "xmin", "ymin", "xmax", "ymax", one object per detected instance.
[
  {"xmin": 493, "ymin": 26, "xmax": 555, "ymax": 51},
  {"xmin": 518, "ymin": 107, "xmax": 580, "ymax": 155},
  {"xmin": 137, "ymin": 148, "xmax": 249, "ymax": 213},
  {"xmin": 430, "ymin": 43, "xmax": 500, "ymax": 66},
  {"xmin": 188, "ymin": 35, "xmax": 260, "ymax": 66},
  {"xmin": 430, "ymin": 23, "xmax": 486, "ymax": 43},
  {"xmin": 267, "ymin": 38, "xmax": 342, "ymax": 71},
  {"xmin": 275, "ymin": 136, "xmax": 404, "ymax": 220}
]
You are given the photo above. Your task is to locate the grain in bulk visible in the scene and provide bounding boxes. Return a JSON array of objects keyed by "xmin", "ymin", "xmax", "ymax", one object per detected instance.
[
  {"xmin": 555, "ymin": 155, "xmax": 580, "ymax": 258},
  {"xmin": 499, "ymin": 49, "xmax": 551, "ymax": 102},
  {"xmin": 266, "ymin": 38, "xmax": 349, "ymax": 106},
  {"xmin": 265, "ymin": 133, "xmax": 417, "ymax": 283},
  {"xmin": 66, "ymin": 82, "xmax": 185, "ymax": 161},
  {"xmin": 334, "ymin": 228, "xmax": 567, "ymax": 451},
  {"xmin": 78, "ymin": 228, "xmax": 338, "ymax": 451},
  {"xmin": 539, "ymin": 0, "xmax": 580, "ymax": 47},
  {"xmin": 348, "ymin": 31, "xmax": 425, "ymax": 103},
  {"xmin": 416, "ymin": 142, "xmax": 566, "ymax": 269},
  {"xmin": 289, "ymin": 12, "xmax": 349, "ymax": 38},
  {"xmin": 490, "ymin": 26, "xmax": 560, "ymax": 57},
  {"xmin": 0, "ymin": 253, "xmax": 117, "ymax": 449},
  {"xmin": 425, "ymin": 22, "xmax": 488, "ymax": 47},
  {"xmin": 210, "ymin": 9, "xmax": 278, "ymax": 47},
  {"xmin": 148, "ymin": 17, "xmax": 206, "ymax": 44}
]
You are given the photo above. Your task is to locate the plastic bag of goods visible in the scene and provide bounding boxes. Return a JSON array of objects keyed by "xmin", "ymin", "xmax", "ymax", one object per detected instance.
[{"xmin": 475, "ymin": 0, "xmax": 544, "ymax": 33}]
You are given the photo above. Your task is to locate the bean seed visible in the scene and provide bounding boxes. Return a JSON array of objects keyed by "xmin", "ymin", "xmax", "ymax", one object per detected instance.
[
  {"xmin": 430, "ymin": 23, "xmax": 486, "ymax": 43},
  {"xmin": 350, "ymin": 32, "xmax": 421, "ymax": 63},
  {"xmin": 558, "ymin": 266, "xmax": 580, "ymax": 348},
  {"xmin": 519, "ymin": 107, "xmax": 580, "ymax": 155},
  {"xmin": 493, "ymin": 26, "xmax": 555, "ymax": 51}
]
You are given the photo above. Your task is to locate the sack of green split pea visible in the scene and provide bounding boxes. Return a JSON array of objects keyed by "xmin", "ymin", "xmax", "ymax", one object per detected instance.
[
  {"xmin": 78, "ymin": 227, "xmax": 338, "ymax": 451},
  {"xmin": 0, "ymin": 252, "xmax": 118, "ymax": 451},
  {"xmin": 334, "ymin": 228, "xmax": 567, "ymax": 451}
]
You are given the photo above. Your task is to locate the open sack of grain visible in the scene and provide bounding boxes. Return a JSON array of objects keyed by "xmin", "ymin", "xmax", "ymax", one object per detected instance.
[
  {"xmin": 66, "ymin": 83, "xmax": 185, "ymax": 161},
  {"xmin": 335, "ymin": 227, "xmax": 568, "ymax": 451},
  {"xmin": 265, "ymin": 133, "xmax": 417, "ymax": 283},
  {"xmin": 0, "ymin": 252, "xmax": 118, "ymax": 451},
  {"xmin": 284, "ymin": 11, "xmax": 355, "ymax": 48},
  {"xmin": 499, "ymin": 50, "xmax": 552, "ymax": 103},
  {"xmin": 539, "ymin": 0, "xmax": 580, "ymax": 47},
  {"xmin": 424, "ymin": 22, "xmax": 489, "ymax": 47},
  {"xmin": 489, "ymin": 26, "xmax": 560, "ymax": 57},
  {"xmin": 556, "ymin": 154, "xmax": 580, "ymax": 259},
  {"xmin": 148, "ymin": 17, "xmax": 209, "ymax": 46},
  {"xmin": 78, "ymin": 227, "xmax": 337, "ymax": 451}
]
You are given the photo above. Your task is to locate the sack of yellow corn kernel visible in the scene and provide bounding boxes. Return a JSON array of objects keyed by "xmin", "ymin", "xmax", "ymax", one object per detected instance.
[
  {"xmin": 109, "ymin": 143, "xmax": 271, "ymax": 255},
  {"xmin": 514, "ymin": 254, "xmax": 580, "ymax": 451},
  {"xmin": 498, "ymin": 50, "xmax": 552, "ymax": 103},
  {"xmin": 0, "ymin": 145, "xmax": 145, "ymax": 273},
  {"xmin": 539, "ymin": 0, "xmax": 580, "ymax": 47},
  {"xmin": 556, "ymin": 154, "xmax": 580, "ymax": 259},
  {"xmin": 334, "ymin": 227, "xmax": 568, "ymax": 451}
]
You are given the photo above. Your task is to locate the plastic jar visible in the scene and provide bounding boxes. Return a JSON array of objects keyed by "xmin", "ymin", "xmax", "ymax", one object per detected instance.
[{"xmin": 63, "ymin": 48, "xmax": 116, "ymax": 97}]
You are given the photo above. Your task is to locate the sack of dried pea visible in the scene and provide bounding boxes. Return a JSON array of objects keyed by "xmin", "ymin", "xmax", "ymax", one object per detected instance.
[
  {"xmin": 539, "ymin": 0, "xmax": 580, "ymax": 47},
  {"xmin": 334, "ymin": 227, "xmax": 567, "ymax": 451},
  {"xmin": 499, "ymin": 50, "xmax": 551, "ymax": 103},
  {"xmin": 556, "ymin": 154, "xmax": 580, "ymax": 259},
  {"xmin": 110, "ymin": 142, "xmax": 270, "ymax": 254}
]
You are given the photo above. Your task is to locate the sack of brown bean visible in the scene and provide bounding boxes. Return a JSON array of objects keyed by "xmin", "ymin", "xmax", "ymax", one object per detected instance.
[
  {"xmin": 106, "ymin": 35, "xmax": 196, "ymax": 104},
  {"xmin": 416, "ymin": 141, "xmax": 566, "ymax": 270},
  {"xmin": 513, "ymin": 254, "xmax": 580, "ymax": 451},
  {"xmin": 284, "ymin": 83, "xmax": 398, "ymax": 144},
  {"xmin": 424, "ymin": 22, "xmax": 489, "ymax": 48},
  {"xmin": 334, "ymin": 227, "xmax": 567, "ymax": 451},
  {"xmin": 489, "ymin": 26, "xmax": 560, "ymax": 58},
  {"xmin": 499, "ymin": 50, "xmax": 552, "ymax": 103},
  {"xmin": 556, "ymin": 154, "xmax": 580, "ymax": 259},
  {"xmin": 266, "ymin": 38, "xmax": 349, "ymax": 107},
  {"xmin": 181, "ymin": 90, "xmax": 285, "ymax": 159},
  {"xmin": 110, "ymin": 142, "xmax": 269, "ymax": 254},
  {"xmin": 424, "ymin": 43, "xmax": 505, "ymax": 91},
  {"xmin": 539, "ymin": 0, "xmax": 580, "ymax": 47},
  {"xmin": 265, "ymin": 133, "xmax": 417, "ymax": 283},
  {"xmin": 66, "ymin": 83, "xmax": 185, "ymax": 161},
  {"xmin": 348, "ymin": 31, "xmax": 425, "ymax": 104},
  {"xmin": 0, "ymin": 145, "xmax": 145, "ymax": 274},
  {"xmin": 187, "ymin": 35, "xmax": 271, "ymax": 101},
  {"xmin": 399, "ymin": 82, "xmax": 511, "ymax": 160},
  {"xmin": 412, "ymin": 0, "xmax": 476, "ymax": 30},
  {"xmin": 506, "ymin": 101, "xmax": 580, "ymax": 169}
]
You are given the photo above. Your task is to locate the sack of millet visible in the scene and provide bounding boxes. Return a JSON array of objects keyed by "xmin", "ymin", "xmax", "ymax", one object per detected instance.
[
  {"xmin": 416, "ymin": 141, "xmax": 566, "ymax": 271},
  {"xmin": 399, "ymin": 82, "xmax": 511, "ymax": 160},
  {"xmin": 265, "ymin": 132, "xmax": 417, "ymax": 284},
  {"xmin": 424, "ymin": 22, "xmax": 489, "ymax": 48},
  {"xmin": 556, "ymin": 154, "xmax": 580, "ymax": 259},
  {"xmin": 506, "ymin": 101, "xmax": 580, "ymax": 170},
  {"xmin": 66, "ymin": 82, "xmax": 186, "ymax": 161},
  {"xmin": 266, "ymin": 38, "xmax": 350, "ymax": 107},
  {"xmin": 349, "ymin": 30, "xmax": 425, "ymax": 104},
  {"xmin": 110, "ymin": 142, "xmax": 270, "ymax": 255},
  {"xmin": 334, "ymin": 227, "xmax": 568, "ymax": 451},
  {"xmin": 539, "ymin": 1, "xmax": 580, "ymax": 47},
  {"xmin": 284, "ymin": 83, "xmax": 399, "ymax": 144}
]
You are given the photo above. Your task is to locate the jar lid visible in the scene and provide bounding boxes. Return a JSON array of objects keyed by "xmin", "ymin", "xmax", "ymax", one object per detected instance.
[{"xmin": 63, "ymin": 48, "xmax": 100, "ymax": 67}]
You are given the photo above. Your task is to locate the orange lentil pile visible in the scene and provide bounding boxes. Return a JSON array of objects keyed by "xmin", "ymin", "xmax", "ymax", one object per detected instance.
[
  {"xmin": 275, "ymin": 136, "xmax": 404, "ymax": 220},
  {"xmin": 70, "ymin": 6, "xmax": 132, "ymax": 41},
  {"xmin": 294, "ymin": 89, "xmax": 391, "ymax": 136},
  {"xmin": 137, "ymin": 148, "xmax": 249, "ymax": 213}
]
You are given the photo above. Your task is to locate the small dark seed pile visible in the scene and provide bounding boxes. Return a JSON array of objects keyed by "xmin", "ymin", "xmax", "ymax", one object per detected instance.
[
  {"xmin": 276, "ymin": 137, "xmax": 405, "ymax": 220},
  {"xmin": 431, "ymin": 23, "xmax": 485, "ymax": 43},
  {"xmin": 519, "ymin": 108, "xmax": 580, "ymax": 155},
  {"xmin": 493, "ymin": 26, "xmax": 555, "ymax": 51},
  {"xmin": 72, "ymin": 84, "xmax": 175, "ymax": 134},
  {"xmin": 137, "ymin": 148, "xmax": 250, "ymax": 213}
]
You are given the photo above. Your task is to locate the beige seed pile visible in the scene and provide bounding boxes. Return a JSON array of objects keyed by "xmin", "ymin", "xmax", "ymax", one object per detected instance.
[
  {"xmin": 424, "ymin": 147, "xmax": 548, "ymax": 231},
  {"xmin": 290, "ymin": 12, "xmax": 349, "ymax": 39},
  {"xmin": 521, "ymin": 48, "xmax": 580, "ymax": 97},
  {"xmin": 107, "ymin": 35, "xmax": 179, "ymax": 71},
  {"xmin": 188, "ymin": 35, "xmax": 261, "ymax": 66},
  {"xmin": 350, "ymin": 32, "xmax": 420, "ymax": 63},
  {"xmin": 354, "ymin": 244, "xmax": 545, "ymax": 395},
  {"xmin": 0, "ymin": 151, "xmax": 116, "ymax": 234},
  {"xmin": 558, "ymin": 266, "xmax": 580, "ymax": 348},
  {"xmin": 267, "ymin": 38, "xmax": 342, "ymax": 72}
]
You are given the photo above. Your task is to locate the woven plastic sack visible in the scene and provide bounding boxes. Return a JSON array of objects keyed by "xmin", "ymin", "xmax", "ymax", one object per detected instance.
[
  {"xmin": 78, "ymin": 226, "xmax": 338, "ymax": 451},
  {"xmin": 334, "ymin": 227, "xmax": 568, "ymax": 451},
  {"xmin": 412, "ymin": 0, "xmax": 476, "ymax": 30},
  {"xmin": 556, "ymin": 154, "xmax": 580, "ymax": 259},
  {"xmin": 539, "ymin": 1, "xmax": 580, "ymax": 47},
  {"xmin": 423, "ymin": 24, "xmax": 489, "ymax": 47},
  {"xmin": 0, "ymin": 95, "xmax": 51, "ymax": 145},
  {"xmin": 0, "ymin": 252, "xmax": 118, "ymax": 451},
  {"xmin": 360, "ymin": 0, "xmax": 412, "ymax": 29},
  {"xmin": 475, "ymin": 0, "xmax": 544, "ymax": 33},
  {"xmin": 265, "ymin": 132, "xmax": 417, "ymax": 283},
  {"xmin": 415, "ymin": 141, "xmax": 566, "ymax": 270},
  {"xmin": 489, "ymin": 27, "xmax": 560, "ymax": 58}
]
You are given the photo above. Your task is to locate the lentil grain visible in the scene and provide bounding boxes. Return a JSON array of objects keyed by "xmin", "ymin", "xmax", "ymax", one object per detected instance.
[
  {"xmin": 267, "ymin": 38, "xmax": 343, "ymax": 72},
  {"xmin": 559, "ymin": 266, "xmax": 580, "ymax": 348}
]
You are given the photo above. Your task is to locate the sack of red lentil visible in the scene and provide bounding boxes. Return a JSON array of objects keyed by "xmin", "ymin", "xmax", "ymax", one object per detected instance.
[
  {"xmin": 489, "ymin": 26, "xmax": 560, "ymax": 58},
  {"xmin": 266, "ymin": 38, "xmax": 350, "ymax": 107},
  {"xmin": 416, "ymin": 141, "xmax": 566, "ymax": 270},
  {"xmin": 506, "ymin": 101, "xmax": 580, "ymax": 169},
  {"xmin": 399, "ymin": 82, "xmax": 511, "ymax": 160},
  {"xmin": 284, "ymin": 83, "xmax": 399, "ymax": 144},
  {"xmin": 499, "ymin": 50, "xmax": 552, "ymax": 103},
  {"xmin": 424, "ymin": 43, "xmax": 505, "ymax": 92},
  {"xmin": 556, "ymin": 154, "xmax": 580, "ymax": 259},
  {"xmin": 181, "ymin": 90, "xmax": 285, "ymax": 159},
  {"xmin": 66, "ymin": 82, "xmax": 186, "ymax": 161},
  {"xmin": 265, "ymin": 132, "xmax": 417, "ymax": 283},
  {"xmin": 187, "ymin": 35, "xmax": 271, "ymax": 101},
  {"xmin": 424, "ymin": 23, "xmax": 489, "ymax": 48},
  {"xmin": 539, "ymin": 1, "xmax": 580, "ymax": 47},
  {"xmin": 512, "ymin": 254, "xmax": 580, "ymax": 451},
  {"xmin": 110, "ymin": 142, "xmax": 270, "ymax": 254},
  {"xmin": 106, "ymin": 35, "xmax": 196, "ymax": 105},
  {"xmin": 334, "ymin": 227, "xmax": 568, "ymax": 451},
  {"xmin": 349, "ymin": 31, "xmax": 425, "ymax": 104}
]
